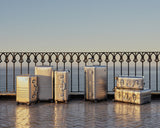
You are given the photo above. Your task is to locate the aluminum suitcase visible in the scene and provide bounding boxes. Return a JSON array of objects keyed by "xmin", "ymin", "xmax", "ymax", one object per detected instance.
[
  {"xmin": 16, "ymin": 75, "xmax": 38, "ymax": 105},
  {"xmin": 115, "ymin": 76, "xmax": 144, "ymax": 90},
  {"xmin": 84, "ymin": 66, "xmax": 107, "ymax": 101},
  {"xmin": 55, "ymin": 71, "xmax": 69, "ymax": 103},
  {"xmin": 35, "ymin": 66, "xmax": 54, "ymax": 102},
  {"xmin": 115, "ymin": 87, "xmax": 151, "ymax": 104}
]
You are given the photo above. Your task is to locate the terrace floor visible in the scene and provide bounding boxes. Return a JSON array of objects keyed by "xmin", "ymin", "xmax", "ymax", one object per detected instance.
[{"xmin": 1, "ymin": 97, "xmax": 160, "ymax": 128}]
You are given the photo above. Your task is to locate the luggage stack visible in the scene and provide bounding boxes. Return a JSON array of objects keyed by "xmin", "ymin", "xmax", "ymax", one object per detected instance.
[
  {"xmin": 55, "ymin": 71, "xmax": 69, "ymax": 103},
  {"xmin": 114, "ymin": 76, "xmax": 151, "ymax": 104},
  {"xmin": 35, "ymin": 66, "xmax": 54, "ymax": 102},
  {"xmin": 84, "ymin": 66, "xmax": 107, "ymax": 102},
  {"xmin": 16, "ymin": 75, "xmax": 38, "ymax": 105}
]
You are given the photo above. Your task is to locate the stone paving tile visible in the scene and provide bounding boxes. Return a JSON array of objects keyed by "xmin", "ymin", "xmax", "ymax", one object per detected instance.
[{"xmin": 1, "ymin": 100, "xmax": 160, "ymax": 127}]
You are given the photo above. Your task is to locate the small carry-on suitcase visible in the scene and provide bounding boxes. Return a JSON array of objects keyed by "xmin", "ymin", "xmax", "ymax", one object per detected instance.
[
  {"xmin": 84, "ymin": 66, "xmax": 107, "ymax": 102},
  {"xmin": 115, "ymin": 87, "xmax": 151, "ymax": 104},
  {"xmin": 55, "ymin": 71, "xmax": 69, "ymax": 103},
  {"xmin": 35, "ymin": 66, "xmax": 54, "ymax": 102},
  {"xmin": 16, "ymin": 75, "xmax": 38, "ymax": 105}
]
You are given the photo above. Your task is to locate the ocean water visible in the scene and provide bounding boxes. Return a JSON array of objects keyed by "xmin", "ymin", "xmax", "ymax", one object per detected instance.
[{"xmin": 0, "ymin": 64, "xmax": 160, "ymax": 92}]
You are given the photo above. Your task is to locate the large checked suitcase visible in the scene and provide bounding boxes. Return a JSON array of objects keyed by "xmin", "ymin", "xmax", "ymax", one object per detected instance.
[
  {"xmin": 84, "ymin": 66, "xmax": 107, "ymax": 101},
  {"xmin": 55, "ymin": 71, "xmax": 69, "ymax": 103},
  {"xmin": 115, "ymin": 76, "xmax": 144, "ymax": 90},
  {"xmin": 16, "ymin": 75, "xmax": 38, "ymax": 105},
  {"xmin": 115, "ymin": 87, "xmax": 151, "ymax": 104},
  {"xmin": 35, "ymin": 66, "xmax": 54, "ymax": 102}
]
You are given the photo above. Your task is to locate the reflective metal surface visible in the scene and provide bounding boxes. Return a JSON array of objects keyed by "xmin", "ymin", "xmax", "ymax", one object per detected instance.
[
  {"xmin": 116, "ymin": 76, "xmax": 144, "ymax": 90},
  {"xmin": 115, "ymin": 87, "xmax": 151, "ymax": 104},
  {"xmin": 35, "ymin": 66, "xmax": 54, "ymax": 101},
  {"xmin": 16, "ymin": 75, "xmax": 38, "ymax": 104},
  {"xmin": 55, "ymin": 71, "xmax": 69, "ymax": 103},
  {"xmin": 2, "ymin": 100, "xmax": 160, "ymax": 127},
  {"xmin": 84, "ymin": 66, "xmax": 107, "ymax": 100}
]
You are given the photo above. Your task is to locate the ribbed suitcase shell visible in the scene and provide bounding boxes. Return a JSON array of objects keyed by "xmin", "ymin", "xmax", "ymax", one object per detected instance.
[
  {"xmin": 35, "ymin": 66, "xmax": 54, "ymax": 101},
  {"xmin": 16, "ymin": 75, "xmax": 38, "ymax": 105},
  {"xmin": 115, "ymin": 87, "xmax": 151, "ymax": 104},
  {"xmin": 116, "ymin": 76, "xmax": 144, "ymax": 90},
  {"xmin": 55, "ymin": 71, "xmax": 69, "ymax": 103},
  {"xmin": 84, "ymin": 66, "xmax": 107, "ymax": 101}
]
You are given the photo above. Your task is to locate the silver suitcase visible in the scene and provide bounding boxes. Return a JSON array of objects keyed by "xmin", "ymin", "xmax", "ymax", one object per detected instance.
[
  {"xmin": 35, "ymin": 66, "xmax": 54, "ymax": 102},
  {"xmin": 116, "ymin": 76, "xmax": 144, "ymax": 90},
  {"xmin": 115, "ymin": 87, "xmax": 151, "ymax": 104},
  {"xmin": 84, "ymin": 66, "xmax": 107, "ymax": 101},
  {"xmin": 55, "ymin": 71, "xmax": 69, "ymax": 103},
  {"xmin": 16, "ymin": 75, "xmax": 38, "ymax": 105}
]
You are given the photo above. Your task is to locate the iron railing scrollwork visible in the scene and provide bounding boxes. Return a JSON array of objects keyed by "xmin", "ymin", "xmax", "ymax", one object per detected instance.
[{"xmin": 0, "ymin": 52, "xmax": 160, "ymax": 93}]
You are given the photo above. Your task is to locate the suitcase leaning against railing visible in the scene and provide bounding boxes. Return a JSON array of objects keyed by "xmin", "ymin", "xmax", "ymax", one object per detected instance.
[
  {"xmin": 55, "ymin": 70, "xmax": 69, "ymax": 103},
  {"xmin": 84, "ymin": 65, "xmax": 107, "ymax": 102},
  {"xmin": 35, "ymin": 66, "xmax": 54, "ymax": 102}
]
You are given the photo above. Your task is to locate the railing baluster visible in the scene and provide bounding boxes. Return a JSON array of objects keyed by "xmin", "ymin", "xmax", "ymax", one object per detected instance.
[
  {"xmin": 48, "ymin": 53, "xmax": 53, "ymax": 66},
  {"xmin": 6, "ymin": 63, "xmax": 8, "ymax": 92},
  {"xmin": 70, "ymin": 63, "xmax": 73, "ymax": 92},
  {"xmin": 149, "ymin": 62, "xmax": 151, "ymax": 89},
  {"xmin": 156, "ymin": 62, "xmax": 158, "ymax": 91},
  {"xmin": 13, "ymin": 63, "xmax": 15, "ymax": 92},
  {"xmin": 76, "ymin": 53, "xmax": 81, "ymax": 92},
  {"xmin": 12, "ymin": 53, "xmax": 16, "ymax": 92},
  {"xmin": 4, "ymin": 53, "xmax": 9, "ymax": 92},
  {"xmin": 155, "ymin": 52, "xmax": 159, "ymax": 92},
  {"xmin": 26, "ymin": 53, "xmax": 31, "ymax": 74},
  {"xmin": 112, "ymin": 53, "xmax": 116, "ymax": 89},
  {"xmin": 78, "ymin": 63, "xmax": 80, "ymax": 92},
  {"xmin": 105, "ymin": 53, "xmax": 109, "ymax": 92},
  {"xmin": 69, "ymin": 53, "xmax": 74, "ymax": 92},
  {"xmin": 119, "ymin": 53, "xmax": 124, "ymax": 76},
  {"xmin": 133, "ymin": 53, "xmax": 138, "ymax": 76},
  {"xmin": 142, "ymin": 62, "xmax": 144, "ymax": 76},
  {"xmin": 148, "ymin": 53, "xmax": 152, "ymax": 89},
  {"xmin": 126, "ymin": 53, "xmax": 131, "ymax": 76},
  {"xmin": 19, "ymin": 53, "xmax": 24, "ymax": 75}
]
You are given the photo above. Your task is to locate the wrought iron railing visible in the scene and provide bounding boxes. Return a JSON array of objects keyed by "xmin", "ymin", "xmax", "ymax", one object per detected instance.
[{"xmin": 0, "ymin": 52, "xmax": 160, "ymax": 93}]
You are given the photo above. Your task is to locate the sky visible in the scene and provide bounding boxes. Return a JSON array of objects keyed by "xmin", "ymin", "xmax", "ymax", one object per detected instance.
[{"xmin": 0, "ymin": 0, "xmax": 160, "ymax": 52}]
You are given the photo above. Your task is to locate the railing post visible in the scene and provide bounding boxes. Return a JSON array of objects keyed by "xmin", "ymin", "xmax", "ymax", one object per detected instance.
[
  {"xmin": 155, "ymin": 52, "xmax": 159, "ymax": 91},
  {"xmin": 33, "ymin": 53, "xmax": 38, "ymax": 66},
  {"xmin": 26, "ymin": 53, "xmax": 31, "ymax": 74},
  {"xmin": 19, "ymin": 53, "xmax": 24, "ymax": 75},
  {"xmin": 147, "ymin": 52, "xmax": 153, "ymax": 89},
  {"xmin": 111, "ymin": 52, "xmax": 117, "ymax": 89},
  {"xmin": 140, "ymin": 52, "xmax": 145, "ymax": 76},
  {"xmin": 12, "ymin": 53, "xmax": 17, "ymax": 92},
  {"xmin": 47, "ymin": 53, "xmax": 53, "ymax": 66},
  {"xmin": 4, "ymin": 53, "xmax": 9, "ymax": 92},
  {"xmin": 76, "ymin": 53, "xmax": 82, "ymax": 92},
  {"xmin": 69, "ymin": 53, "xmax": 74, "ymax": 92},
  {"xmin": 133, "ymin": 52, "xmax": 138, "ymax": 76},
  {"xmin": 126, "ymin": 52, "xmax": 131, "ymax": 76},
  {"xmin": 40, "ymin": 53, "xmax": 46, "ymax": 66},
  {"xmin": 62, "ymin": 53, "xmax": 67, "ymax": 71},
  {"xmin": 0, "ymin": 54, "xmax": 2, "ymax": 92},
  {"xmin": 104, "ymin": 52, "xmax": 109, "ymax": 92},
  {"xmin": 119, "ymin": 52, "xmax": 124, "ymax": 76}
]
